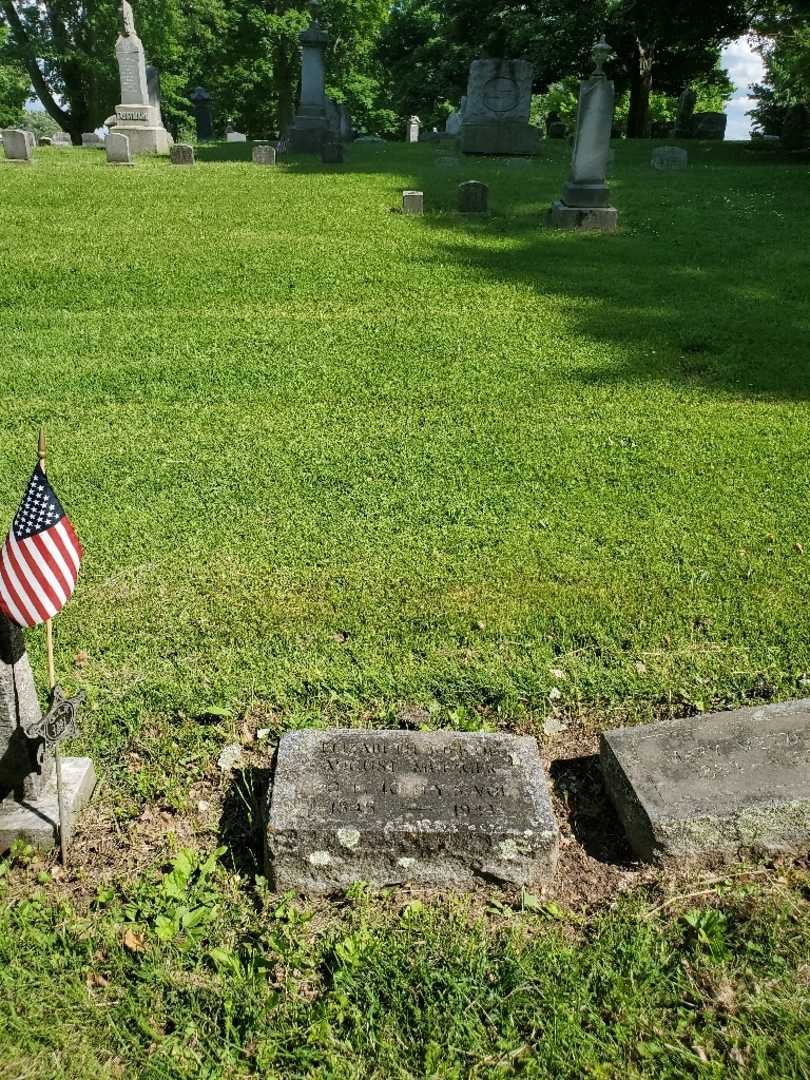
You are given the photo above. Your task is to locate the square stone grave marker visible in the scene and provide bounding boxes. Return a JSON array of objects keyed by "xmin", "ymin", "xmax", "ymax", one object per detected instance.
[
  {"xmin": 601, "ymin": 698, "xmax": 810, "ymax": 864},
  {"xmin": 266, "ymin": 729, "xmax": 559, "ymax": 893}
]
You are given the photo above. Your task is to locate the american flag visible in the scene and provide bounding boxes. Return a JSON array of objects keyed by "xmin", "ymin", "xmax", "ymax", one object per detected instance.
[{"xmin": 0, "ymin": 463, "xmax": 82, "ymax": 628}]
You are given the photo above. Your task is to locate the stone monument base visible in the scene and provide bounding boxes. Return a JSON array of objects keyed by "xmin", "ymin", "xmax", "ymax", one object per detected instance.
[
  {"xmin": 265, "ymin": 729, "xmax": 559, "ymax": 893},
  {"xmin": 0, "ymin": 757, "xmax": 96, "ymax": 852},
  {"xmin": 461, "ymin": 121, "xmax": 539, "ymax": 156},
  {"xmin": 548, "ymin": 200, "xmax": 618, "ymax": 232},
  {"xmin": 289, "ymin": 106, "xmax": 329, "ymax": 153},
  {"xmin": 113, "ymin": 104, "xmax": 172, "ymax": 155}
]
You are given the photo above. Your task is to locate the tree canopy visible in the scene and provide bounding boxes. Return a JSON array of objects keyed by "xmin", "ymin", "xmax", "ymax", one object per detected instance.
[{"xmin": 0, "ymin": 0, "xmax": 801, "ymax": 141}]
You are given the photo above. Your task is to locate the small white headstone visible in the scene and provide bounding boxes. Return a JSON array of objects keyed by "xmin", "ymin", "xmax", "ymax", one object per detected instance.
[
  {"xmin": 252, "ymin": 144, "xmax": 276, "ymax": 165},
  {"xmin": 106, "ymin": 131, "xmax": 133, "ymax": 165},
  {"xmin": 225, "ymin": 131, "xmax": 247, "ymax": 143},
  {"xmin": 402, "ymin": 190, "xmax": 423, "ymax": 214},
  {"xmin": 406, "ymin": 116, "xmax": 420, "ymax": 144},
  {"xmin": 1, "ymin": 129, "xmax": 33, "ymax": 162}
]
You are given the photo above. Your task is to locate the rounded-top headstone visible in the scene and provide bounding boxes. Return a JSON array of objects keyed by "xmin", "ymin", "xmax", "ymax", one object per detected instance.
[
  {"xmin": 170, "ymin": 143, "xmax": 195, "ymax": 165},
  {"xmin": 252, "ymin": 144, "xmax": 276, "ymax": 165},
  {"xmin": 2, "ymin": 128, "xmax": 33, "ymax": 162},
  {"xmin": 106, "ymin": 131, "xmax": 133, "ymax": 165},
  {"xmin": 458, "ymin": 180, "xmax": 488, "ymax": 213}
]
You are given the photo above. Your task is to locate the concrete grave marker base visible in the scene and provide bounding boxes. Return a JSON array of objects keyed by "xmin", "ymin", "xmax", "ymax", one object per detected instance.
[
  {"xmin": 547, "ymin": 201, "xmax": 618, "ymax": 232},
  {"xmin": 0, "ymin": 757, "xmax": 96, "ymax": 853},
  {"xmin": 265, "ymin": 730, "xmax": 559, "ymax": 894},
  {"xmin": 601, "ymin": 699, "xmax": 810, "ymax": 864}
]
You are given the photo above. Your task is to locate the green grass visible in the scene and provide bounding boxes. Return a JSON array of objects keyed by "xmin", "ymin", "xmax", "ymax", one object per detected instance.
[
  {"xmin": 1, "ymin": 139, "xmax": 810, "ymax": 1076},
  {"xmin": 2, "ymin": 138, "xmax": 809, "ymax": 807},
  {"xmin": 0, "ymin": 850, "xmax": 808, "ymax": 1079}
]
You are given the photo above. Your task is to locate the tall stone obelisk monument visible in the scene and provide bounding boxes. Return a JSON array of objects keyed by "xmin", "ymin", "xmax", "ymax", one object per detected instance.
[{"xmin": 113, "ymin": 0, "xmax": 172, "ymax": 155}]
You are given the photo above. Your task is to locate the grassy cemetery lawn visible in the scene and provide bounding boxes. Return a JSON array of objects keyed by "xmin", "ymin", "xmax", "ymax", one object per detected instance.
[{"xmin": 1, "ymin": 138, "xmax": 809, "ymax": 1076}]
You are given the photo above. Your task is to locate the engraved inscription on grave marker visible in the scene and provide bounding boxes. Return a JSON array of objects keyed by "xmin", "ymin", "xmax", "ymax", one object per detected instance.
[{"xmin": 266, "ymin": 729, "xmax": 559, "ymax": 893}]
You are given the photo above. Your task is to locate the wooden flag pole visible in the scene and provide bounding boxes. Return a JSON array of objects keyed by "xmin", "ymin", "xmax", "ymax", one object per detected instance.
[{"xmin": 39, "ymin": 429, "xmax": 68, "ymax": 866}]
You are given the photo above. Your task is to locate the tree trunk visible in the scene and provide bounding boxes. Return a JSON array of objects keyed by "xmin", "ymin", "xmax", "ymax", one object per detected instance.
[
  {"xmin": 626, "ymin": 39, "xmax": 654, "ymax": 138},
  {"xmin": 273, "ymin": 43, "xmax": 298, "ymax": 134}
]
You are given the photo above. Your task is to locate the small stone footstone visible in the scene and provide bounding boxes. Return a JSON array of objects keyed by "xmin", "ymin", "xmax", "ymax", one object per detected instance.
[
  {"xmin": 601, "ymin": 699, "xmax": 810, "ymax": 864},
  {"xmin": 458, "ymin": 180, "xmax": 488, "ymax": 212},
  {"xmin": 106, "ymin": 131, "xmax": 133, "ymax": 165},
  {"xmin": 0, "ymin": 757, "xmax": 96, "ymax": 852},
  {"xmin": 170, "ymin": 143, "xmax": 195, "ymax": 165},
  {"xmin": 265, "ymin": 729, "xmax": 559, "ymax": 893},
  {"xmin": 651, "ymin": 146, "xmax": 687, "ymax": 170},
  {"xmin": 252, "ymin": 144, "xmax": 276, "ymax": 165},
  {"xmin": 402, "ymin": 190, "xmax": 423, "ymax": 215}
]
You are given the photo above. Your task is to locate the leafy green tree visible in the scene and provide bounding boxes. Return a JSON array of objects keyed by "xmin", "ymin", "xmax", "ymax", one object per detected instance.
[
  {"xmin": 0, "ymin": 25, "xmax": 28, "ymax": 127},
  {"xmin": 749, "ymin": 1, "xmax": 810, "ymax": 135}
]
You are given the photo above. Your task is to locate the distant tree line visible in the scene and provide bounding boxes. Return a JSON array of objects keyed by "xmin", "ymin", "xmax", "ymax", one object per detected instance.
[{"xmin": 0, "ymin": 0, "xmax": 807, "ymax": 144}]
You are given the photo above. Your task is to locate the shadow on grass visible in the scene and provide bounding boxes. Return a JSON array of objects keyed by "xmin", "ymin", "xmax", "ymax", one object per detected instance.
[
  {"xmin": 408, "ymin": 142, "xmax": 810, "ymax": 401},
  {"xmin": 219, "ymin": 764, "xmax": 274, "ymax": 878},
  {"xmin": 549, "ymin": 754, "xmax": 634, "ymax": 867}
]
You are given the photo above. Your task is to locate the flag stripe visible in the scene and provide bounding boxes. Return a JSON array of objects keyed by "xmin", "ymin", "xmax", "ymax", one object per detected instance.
[
  {"xmin": 37, "ymin": 529, "xmax": 75, "ymax": 593},
  {"xmin": 0, "ymin": 543, "xmax": 41, "ymax": 625},
  {"xmin": 0, "ymin": 550, "xmax": 32, "ymax": 627},
  {"xmin": 30, "ymin": 531, "xmax": 73, "ymax": 596},
  {"xmin": 14, "ymin": 533, "xmax": 65, "ymax": 612},
  {"xmin": 5, "ymin": 537, "xmax": 52, "ymax": 623},
  {"xmin": 54, "ymin": 518, "xmax": 81, "ymax": 574},
  {"xmin": 61, "ymin": 517, "xmax": 83, "ymax": 565}
]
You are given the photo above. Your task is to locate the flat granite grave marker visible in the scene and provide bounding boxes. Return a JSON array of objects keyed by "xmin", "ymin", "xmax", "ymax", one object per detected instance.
[
  {"xmin": 601, "ymin": 698, "xmax": 810, "ymax": 864},
  {"xmin": 265, "ymin": 729, "xmax": 559, "ymax": 893}
]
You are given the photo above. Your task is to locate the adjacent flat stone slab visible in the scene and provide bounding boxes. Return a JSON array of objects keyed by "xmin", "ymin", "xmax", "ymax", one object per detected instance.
[
  {"xmin": 601, "ymin": 699, "xmax": 810, "ymax": 864},
  {"xmin": 0, "ymin": 757, "xmax": 96, "ymax": 852},
  {"xmin": 266, "ymin": 729, "xmax": 559, "ymax": 893}
]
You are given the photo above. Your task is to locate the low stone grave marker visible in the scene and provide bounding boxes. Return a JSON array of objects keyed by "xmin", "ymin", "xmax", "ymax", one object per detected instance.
[
  {"xmin": 170, "ymin": 143, "xmax": 195, "ymax": 165},
  {"xmin": 402, "ymin": 190, "xmax": 424, "ymax": 215},
  {"xmin": 651, "ymin": 146, "xmax": 688, "ymax": 170},
  {"xmin": 106, "ymin": 131, "xmax": 133, "ymax": 165},
  {"xmin": 266, "ymin": 729, "xmax": 559, "ymax": 893},
  {"xmin": 601, "ymin": 699, "xmax": 810, "ymax": 864},
  {"xmin": 81, "ymin": 132, "xmax": 102, "ymax": 147},
  {"xmin": 2, "ymin": 128, "xmax": 33, "ymax": 163},
  {"xmin": 320, "ymin": 138, "xmax": 343, "ymax": 164},
  {"xmin": 225, "ymin": 130, "xmax": 247, "ymax": 142},
  {"xmin": 458, "ymin": 180, "xmax": 488, "ymax": 213},
  {"xmin": 253, "ymin": 144, "xmax": 276, "ymax": 165},
  {"xmin": 0, "ymin": 613, "xmax": 96, "ymax": 852}
]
